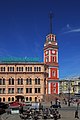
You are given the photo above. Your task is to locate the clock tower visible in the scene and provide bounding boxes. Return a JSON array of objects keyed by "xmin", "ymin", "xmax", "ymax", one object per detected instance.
[{"xmin": 44, "ymin": 14, "xmax": 59, "ymax": 94}]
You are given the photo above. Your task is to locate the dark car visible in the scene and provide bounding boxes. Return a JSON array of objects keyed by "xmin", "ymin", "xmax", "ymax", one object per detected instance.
[
  {"xmin": 50, "ymin": 104, "xmax": 61, "ymax": 108},
  {"xmin": 0, "ymin": 102, "xmax": 9, "ymax": 109}
]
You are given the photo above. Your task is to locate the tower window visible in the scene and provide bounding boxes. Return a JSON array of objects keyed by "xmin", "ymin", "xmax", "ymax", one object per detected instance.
[
  {"xmin": 53, "ymin": 83, "xmax": 56, "ymax": 87},
  {"xmin": 52, "ymin": 57, "xmax": 55, "ymax": 62},
  {"xmin": 46, "ymin": 57, "xmax": 49, "ymax": 62},
  {"xmin": 52, "ymin": 71, "xmax": 56, "ymax": 77},
  {"xmin": 53, "ymin": 88, "xmax": 56, "ymax": 93}
]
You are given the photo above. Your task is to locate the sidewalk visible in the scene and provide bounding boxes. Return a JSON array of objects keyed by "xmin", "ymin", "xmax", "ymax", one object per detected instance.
[
  {"xmin": 1, "ymin": 113, "xmax": 20, "ymax": 120},
  {"xmin": 60, "ymin": 110, "xmax": 80, "ymax": 120}
]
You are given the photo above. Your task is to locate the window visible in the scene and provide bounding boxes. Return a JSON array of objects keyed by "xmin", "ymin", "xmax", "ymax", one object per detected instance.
[
  {"xmin": 1, "ymin": 67, "xmax": 5, "ymax": 72},
  {"xmin": 25, "ymin": 67, "xmax": 27, "ymax": 71},
  {"xmin": 0, "ymin": 79, "xmax": 1, "ymax": 85},
  {"xmin": 10, "ymin": 67, "xmax": 14, "ymax": 71},
  {"xmin": 16, "ymin": 67, "xmax": 23, "ymax": 71},
  {"xmin": 52, "ymin": 37, "xmax": 54, "ymax": 41},
  {"xmin": 0, "ymin": 88, "xmax": 5, "ymax": 94},
  {"xmin": 26, "ymin": 88, "xmax": 32, "ymax": 93},
  {"xmin": 9, "ymin": 78, "xmax": 14, "ymax": 85},
  {"xmin": 52, "ymin": 57, "xmax": 55, "ymax": 62},
  {"xmin": 0, "ymin": 78, "xmax": 5, "ymax": 85},
  {"xmin": 0, "ymin": 89, "xmax": 2, "ymax": 94},
  {"xmin": 34, "ymin": 67, "xmax": 36, "ymax": 71},
  {"xmin": 7, "ymin": 67, "xmax": 14, "ymax": 72},
  {"xmin": 25, "ymin": 67, "xmax": 32, "ymax": 71},
  {"xmin": 35, "ymin": 97, "xmax": 37, "ymax": 102},
  {"xmin": 3, "ymin": 88, "xmax": 5, "ymax": 94},
  {"xmin": 29, "ymin": 67, "xmax": 32, "ymax": 71},
  {"xmin": 17, "ymin": 88, "xmax": 23, "ymax": 93},
  {"xmin": 53, "ymin": 83, "xmax": 56, "ymax": 87},
  {"xmin": 8, "ymin": 97, "xmax": 10, "ymax": 101},
  {"xmin": 3, "ymin": 98, "xmax": 5, "ymax": 102},
  {"xmin": 0, "ymin": 98, "xmax": 2, "ymax": 102},
  {"xmin": 78, "ymin": 82, "xmax": 80, "ymax": 86},
  {"xmin": 53, "ymin": 88, "xmax": 56, "ymax": 93},
  {"xmin": 29, "ymin": 97, "xmax": 32, "ymax": 101},
  {"xmin": 35, "ymin": 78, "xmax": 40, "ymax": 85},
  {"xmin": 52, "ymin": 71, "xmax": 56, "ymax": 77},
  {"xmin": 26, "ymin": 97, "xmax": 28, "ymax": 101},
  {"xmin": 39, "ymin": 67, "xmax": 41, "ymax": 71},
  {"xmin": 46, "ymin": 57, "xmax": 49, "ymax": 62},
  {"xmin": 34, "ymin": 67, "xmax": 41, "ymax": 72},
  {"xmin": 28, "ymin": 67, "xmax": 32, "ymax": 71},
  {"xmin": 35, "ymin": 88, "xmax": 40, "ymax": 93},
  {"xmin": 26, "ymin": 78, "xmax": 32, "ymax": 85},
  {"xmin": 8, "ymin": 88, "xmax": 14, "ymax": 94},
  {"xmin": 3, "ymin": 78, "xmax": 5, "ymax": 85},
  {"xmin": 12, "ymin": 97, "xmax": 14, "ymax": 101},
  {"xmin": 17, "ymin": 78, "xmax": 23, "ymax": 85}
]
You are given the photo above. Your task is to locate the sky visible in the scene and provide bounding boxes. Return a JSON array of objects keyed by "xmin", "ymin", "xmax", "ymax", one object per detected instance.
[{"xmin": 0, "ymin": 0, "xmax": 80, "ymax": 79}]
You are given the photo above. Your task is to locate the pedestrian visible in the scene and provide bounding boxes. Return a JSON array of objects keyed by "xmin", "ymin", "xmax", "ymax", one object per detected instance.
[
  {"xmin": 51, "ymin": 101, "xmax": 52, "ymax": 106},
  {"xmin": 75, "ymin": 110, "xmax": 79, "ymax": 119},
  {"xmin": 54, "ymin": 113, "xmax": 57, "ymax": 120}
]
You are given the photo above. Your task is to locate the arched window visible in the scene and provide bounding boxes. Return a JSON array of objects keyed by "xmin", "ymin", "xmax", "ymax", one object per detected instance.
[
  {"xmin": 26, "ymin": 97, "xmax": 28, "ymax": 101},
  {"xmin": 12, "ymin": 97, "xmax": 14, "ymax": 101},
  {"xmin": 26, "ymin": 78, "xmax": 32, "ymax": 85},
  {"xmin": 0, "ymin": 78, "xmax": 5, "ymax": 85},
  {"xmin": 9, "ymin": 78, "xmax": 14, "ymax": 85},
  {"xmin": 35, "ymin": 78, "xmax": 40, "ymax": 85},
  {"xmin": 29, "ymin": 97, "xmax": 32, "ymax": 101},
  {"xmin": 8, "ymin": 97, "xmax": 10, "ymax": 102},
  {"xmin": 17, "ymin": 78, "xmax": 23, "ymax": 85},
  {"xmin": 0, "ymin": 79, "xmax": 2, "ymax": 85},
  {"xmin": 3, "ymin": 97, "xmax": 5, "ymax": 102},
  {"xmin": 35, "ymin": 97, "xmax": 37, "ymax": 102},
  {"xmin": 3, "ymin": 78, "xmax": 5, "ymax": 85},
  {"xmin": 0, "ymin": 98, "xmax": 2, "ymax": 102}
]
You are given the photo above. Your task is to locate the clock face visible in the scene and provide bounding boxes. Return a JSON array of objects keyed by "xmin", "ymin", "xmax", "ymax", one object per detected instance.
[{"xmin": 52, "ymin": 50, "xmax": 55, "ymax": 54}]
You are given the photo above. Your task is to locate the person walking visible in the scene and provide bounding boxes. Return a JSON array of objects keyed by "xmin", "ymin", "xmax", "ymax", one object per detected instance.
[{"xmin": 75, "ymin": 110, "xmax": 79, "ymax": 119}]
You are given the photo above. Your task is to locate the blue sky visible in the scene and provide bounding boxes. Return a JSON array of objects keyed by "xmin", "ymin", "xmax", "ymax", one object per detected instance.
[{"xmin": 0, "ymin": 0, "xmax": 80, "ymax": 79}]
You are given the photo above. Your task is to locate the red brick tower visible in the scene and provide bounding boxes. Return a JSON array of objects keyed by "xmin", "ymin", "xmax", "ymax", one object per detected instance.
[{"xmin": 44, "ymin": 14, "xmax": 59, "ymax": 94}]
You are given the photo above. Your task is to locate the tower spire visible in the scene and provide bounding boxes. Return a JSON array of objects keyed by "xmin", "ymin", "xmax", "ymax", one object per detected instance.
[{"xmin": 49, "ymin": 12, "xmax": 53, "ymax": 34}]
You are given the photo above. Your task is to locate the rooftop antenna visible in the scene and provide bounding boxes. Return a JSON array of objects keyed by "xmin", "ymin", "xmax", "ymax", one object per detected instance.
[{"xmin": 49, "ymin": 11, "xmax": 53, "ymax": 34}]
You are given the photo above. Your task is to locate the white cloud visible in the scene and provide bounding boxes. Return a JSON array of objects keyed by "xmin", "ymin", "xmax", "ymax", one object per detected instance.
[
  {"xmin": 68, "ymin": 28, "xmax": 80, "ymax": 32},
  {"xmin": 63, "ymin": 28, "xmax": 80, "ymax": 34},
  {"xmin": 60, "ymin": 24, "xmax": 80, "ymax": 34}
]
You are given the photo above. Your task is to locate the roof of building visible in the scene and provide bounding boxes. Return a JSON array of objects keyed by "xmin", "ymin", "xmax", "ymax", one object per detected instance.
[{"xmin": 0, "ymin": 57, "xmax": 45, "ymax": 65}]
